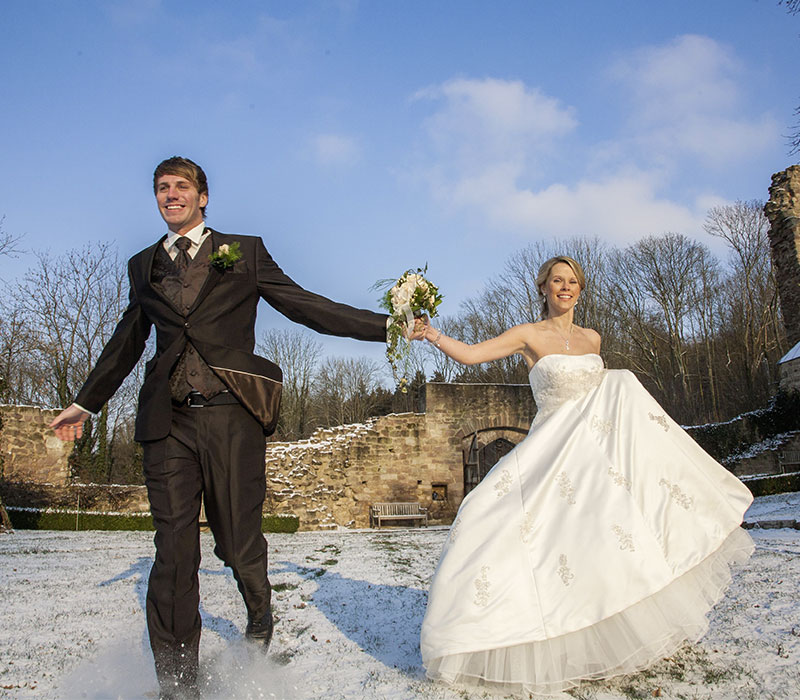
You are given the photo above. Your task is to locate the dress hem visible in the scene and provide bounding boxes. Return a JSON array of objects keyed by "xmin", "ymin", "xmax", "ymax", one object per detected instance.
[{"xmin": 424, "ymin": 526, "xmax": 754, "ymax": 696}]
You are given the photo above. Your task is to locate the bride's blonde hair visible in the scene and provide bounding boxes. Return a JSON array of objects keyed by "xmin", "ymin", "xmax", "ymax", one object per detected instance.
[{"xmin": 535, "ymin": 256, "xmax": 586, "ymax": 318}]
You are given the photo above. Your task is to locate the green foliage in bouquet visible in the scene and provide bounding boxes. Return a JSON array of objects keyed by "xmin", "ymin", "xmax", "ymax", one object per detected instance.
[{"xmin": 377, "ymin": 266, "xmax": 443, "ymax": 392}]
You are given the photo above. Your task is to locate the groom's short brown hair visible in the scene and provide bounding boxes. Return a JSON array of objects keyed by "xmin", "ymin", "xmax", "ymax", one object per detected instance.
[{"xmin": 153, "ymin": 156, "xmax": 209, "ymax": 217}]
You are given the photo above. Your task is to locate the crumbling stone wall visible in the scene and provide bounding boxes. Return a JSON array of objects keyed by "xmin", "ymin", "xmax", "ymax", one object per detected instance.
[
  {"xmin": 263, "ymin": 383, "xmax": 535, "ymax": 529},
  {"xmin": 780, "ymin": 356, "xmax": 800, "ymax": 393},
  {"xmin": 0, "ymin": 385, "xmax": 535, "ymax": 530},
  {"xmin": 1, "ymin": 480, "xmax": 149, "ymax": 514},
  {"xmin": 3, "ymin": 379, "xmax": 797, "ymax": 530},
  {"xmin": 765, "ymin": 165, "xmax": 800, "ymax": 348},
  {"xmin": 0, "ymin": 405, "xmax": 72, "ymax": 484}
]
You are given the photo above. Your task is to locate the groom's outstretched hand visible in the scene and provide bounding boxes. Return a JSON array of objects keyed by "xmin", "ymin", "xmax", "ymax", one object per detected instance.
[{"xmin": 50, "ymin": 405, "xmax": 90, "ymax": 441}]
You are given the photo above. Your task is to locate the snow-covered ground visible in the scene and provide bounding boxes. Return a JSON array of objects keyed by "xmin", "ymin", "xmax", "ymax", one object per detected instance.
[{"xmin": 1, "ymin": 493, "xmax": 799, "ymax": 700}]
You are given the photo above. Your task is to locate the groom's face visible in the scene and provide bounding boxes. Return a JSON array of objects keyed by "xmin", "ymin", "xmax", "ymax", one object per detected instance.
[{"xmin": 155, "ymin": 174, "xmax": 208, "ymax": 235}]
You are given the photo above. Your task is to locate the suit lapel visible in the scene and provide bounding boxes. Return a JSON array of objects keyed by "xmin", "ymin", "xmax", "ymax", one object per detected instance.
[{"xmin": 187, "ymin": 228, "xmax": 223, "ymax": 315}]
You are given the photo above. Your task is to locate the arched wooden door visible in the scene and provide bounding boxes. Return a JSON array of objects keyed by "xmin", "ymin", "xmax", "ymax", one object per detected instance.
[{"xmin": 463, "ymin": 430, "xmax": 525, "ymax": 495}]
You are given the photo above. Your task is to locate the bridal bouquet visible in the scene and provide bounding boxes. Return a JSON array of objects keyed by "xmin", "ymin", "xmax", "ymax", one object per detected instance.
[{"xmin": 377, "ymin": 267, "xmax": 443, "ymax": 392}]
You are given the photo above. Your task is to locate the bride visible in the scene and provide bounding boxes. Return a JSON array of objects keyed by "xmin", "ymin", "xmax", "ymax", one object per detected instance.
[{"xmin": 418, "ymin": 256, "xmax": 754, "ymax": 695}]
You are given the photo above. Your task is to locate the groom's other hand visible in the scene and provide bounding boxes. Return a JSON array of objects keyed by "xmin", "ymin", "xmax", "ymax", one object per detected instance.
[{"xmin": 50, "ymin": 405, "xmax": 90, "ymax": 441}]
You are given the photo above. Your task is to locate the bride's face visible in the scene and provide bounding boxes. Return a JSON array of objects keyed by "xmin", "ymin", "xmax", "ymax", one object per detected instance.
[{"xmin": 542, "ymin": 262, "xmax": 581, "ymax": 315}]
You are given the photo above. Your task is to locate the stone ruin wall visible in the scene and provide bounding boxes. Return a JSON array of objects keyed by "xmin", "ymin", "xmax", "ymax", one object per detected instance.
[
  {"xmin": 263, "ymin": 382, "xmax": 535, "ymax": 529},
  {"xmin": 765, "ymin": 165, "xmax": 800, "ymax": 350},
  {"xmin": 0, "ymin": 405, "xmax": 72, "ymax": 484},
  {"xmin": 0, "ymin": 384, "xmax": 535, "ymax": 530},
  {"xmin": 3, "ymin": 377, "xmax": 798, "ymax": 529},
  {"xmin": 780, "ymin": 355, "xmax": 800, "ymax": 393},
  {"xmin": 0, "ymin": 404, "xmax": 150, "ymax": 514}
]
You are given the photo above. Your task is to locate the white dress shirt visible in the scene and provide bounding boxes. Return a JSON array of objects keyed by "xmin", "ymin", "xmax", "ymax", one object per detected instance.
[{"xmin": 163, "ymin": 221, "xmax": 210, "ymax": 260}]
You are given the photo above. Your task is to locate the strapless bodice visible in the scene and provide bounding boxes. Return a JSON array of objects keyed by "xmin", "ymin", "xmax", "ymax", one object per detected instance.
[{"xmin": 529, "ymin": 353, "xmax": 605, "ymax": 424}]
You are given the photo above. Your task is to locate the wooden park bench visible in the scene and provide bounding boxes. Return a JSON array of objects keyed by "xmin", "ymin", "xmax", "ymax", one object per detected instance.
[{"xmin": 370, "ymin": 502, "xmax": 428, "ymax": 528}]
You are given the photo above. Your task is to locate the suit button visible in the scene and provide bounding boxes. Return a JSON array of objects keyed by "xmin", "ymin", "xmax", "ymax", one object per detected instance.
[
  {"xmin": 184, "ymin": 322, "xmax": 190, "ymax": 329},
  {"xmin": 183, "ymin": 282, "xmax": 190, "ymax": 288}
]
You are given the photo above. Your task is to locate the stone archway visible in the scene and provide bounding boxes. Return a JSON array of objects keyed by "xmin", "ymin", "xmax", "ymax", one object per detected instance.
[{"xmin": 462, "ymin": 426, "xmax": 528, "ymax": 495}]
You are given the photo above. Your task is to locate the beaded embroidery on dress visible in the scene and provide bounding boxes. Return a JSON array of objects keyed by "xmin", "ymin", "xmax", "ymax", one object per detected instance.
[{"xmin": 421, "ymin": 354, "xmax": 753, "ymax": 696}]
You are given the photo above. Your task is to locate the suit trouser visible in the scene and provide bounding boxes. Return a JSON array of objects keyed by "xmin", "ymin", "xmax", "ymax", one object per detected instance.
[{"xmin": 142, "ymin": 401, "xmax": 270, "ymax": 691}]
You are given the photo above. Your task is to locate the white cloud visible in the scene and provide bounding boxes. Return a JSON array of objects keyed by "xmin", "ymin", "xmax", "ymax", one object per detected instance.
[
  {"xmin": 442, "ymin": 165, "xmax": 706, "ymax": 244},
  {"xmin": 413, "ymin": 39, "xmax": 777, "ymax": 245},
  {"xmin": 609, "ymin": 34, "xmax": 779, "ymax": 166},
  {"xmin": 312, "ymin": 133, "xmax": 360, "ymax": 166},
  {"xmin": 417, "ymin": 78, "xmax": 577, "ymax": 140},
  {"xmin": 415, "ymin": 78, "xmax": 577, "ymax": 174}
]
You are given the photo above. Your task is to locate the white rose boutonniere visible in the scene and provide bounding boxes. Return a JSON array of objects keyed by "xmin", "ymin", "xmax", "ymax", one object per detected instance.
[{"xmin": 209, "ymin": 241, "xmax": 243, "ymax": 270}]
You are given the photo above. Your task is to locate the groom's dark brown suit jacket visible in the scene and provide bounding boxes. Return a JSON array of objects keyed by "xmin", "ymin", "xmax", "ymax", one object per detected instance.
[{"xmin": 75, "ymin": 228, "xmax": 388, "ymax": 441}]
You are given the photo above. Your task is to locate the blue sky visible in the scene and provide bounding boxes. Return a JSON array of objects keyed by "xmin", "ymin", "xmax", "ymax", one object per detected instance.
[{"xmin": 1, "ymin": 0, "xmax": 798, "ymax": 365}]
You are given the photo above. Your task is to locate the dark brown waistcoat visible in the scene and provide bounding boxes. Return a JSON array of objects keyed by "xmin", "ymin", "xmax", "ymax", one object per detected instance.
[{"xmin": 151, "ymin": 239, "xmax": 227, "ymax": 400}]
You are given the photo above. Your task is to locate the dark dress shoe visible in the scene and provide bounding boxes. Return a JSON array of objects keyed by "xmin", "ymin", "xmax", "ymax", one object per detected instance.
[{"xmin": 245, "ymin": 609, "xmax": 274, "ymax": 650}]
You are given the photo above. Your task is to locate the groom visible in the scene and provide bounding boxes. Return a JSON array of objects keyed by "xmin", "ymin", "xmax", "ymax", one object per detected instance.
[{"xmin": 51, "ymin": 156, "xmax": 392, "ymax": 699}]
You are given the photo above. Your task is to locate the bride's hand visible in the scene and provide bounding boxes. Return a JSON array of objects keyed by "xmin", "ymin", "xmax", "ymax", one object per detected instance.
[{"xmin": 406, "ymin": 316, "xmax": 428, "ymax": 341}]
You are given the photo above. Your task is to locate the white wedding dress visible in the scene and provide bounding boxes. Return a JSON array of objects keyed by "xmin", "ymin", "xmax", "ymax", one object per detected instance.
[{"xmin": 421, "ymin": 354, "xmax": 754, "ymax": 696}]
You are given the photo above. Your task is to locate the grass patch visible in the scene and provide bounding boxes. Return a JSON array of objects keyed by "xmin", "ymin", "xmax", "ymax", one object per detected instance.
[
  {"xmin": 317, "ymin": 543, "xmax": 340, "ymax": 554},
  {"xmin": 272, "ymin": 582, "xmax": 299, "ymax": 592}
]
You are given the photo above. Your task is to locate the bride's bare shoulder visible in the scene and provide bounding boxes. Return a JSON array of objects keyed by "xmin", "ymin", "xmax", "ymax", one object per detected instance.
[
  {"xmin": 512, "ymin": 322, "xmax": 546, "ymax": 339},
  {"xmin": 576, "ymin": 326, "xmax": 602, "ymax": 350}
]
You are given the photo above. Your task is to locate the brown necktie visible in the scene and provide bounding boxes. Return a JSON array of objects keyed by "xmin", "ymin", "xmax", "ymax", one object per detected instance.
[{"xmin": 174, "ymin": 236, "xmax": 192, "ymax": 272}]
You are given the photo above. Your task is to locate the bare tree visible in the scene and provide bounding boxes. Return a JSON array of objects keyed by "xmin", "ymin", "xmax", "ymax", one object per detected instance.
[
  {"xmin": 704, "ymin": 201, "xmax": 784, "ymax": 392},
  {"xmin": 425, "ymin": 316, "xmax": 465, "ymax": 382},
  {"xmin": 0, "ymin": 218, "xmax": 25, "ymax": 528},
  {"xmin": 438, "ymin": 236, "xmax": 614, "ymax": 383},
  {"xmin": 685, "ymin": 256, "xmax": 726, "ymax": 420},
  {"xmin": 0, "ymin": 217, "xmax": 23, "ymax": 263},
  {"xmin": 778, "ymin": 1, "xmax": 800, "ymax": 153},
  {"xmin": 257, "ymin": 328, "xmax": 322, "ymax": 440},
  {"xmin": 0, "ymin": 302, "xmax": 41, "ymax": 404},
  {"xmin": 490, "ymin": 237, "xmax": 612, "ymax": 330},
  {"xmin": 7, "ymin": 243, "xmax": 133, "ymax": 481},
  {"xmin": 313, "ymin": 356, "xmax": 385, "ymax": 427},
  {"xmin": 10, "ymin": 244, "xmax": 127, "ymax": 407}
]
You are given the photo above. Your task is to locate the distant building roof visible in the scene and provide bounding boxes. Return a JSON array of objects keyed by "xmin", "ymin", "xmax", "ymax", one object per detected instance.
[{"xmin": 779, "ymin": 340, "xmax": 800, "ymax": 364}]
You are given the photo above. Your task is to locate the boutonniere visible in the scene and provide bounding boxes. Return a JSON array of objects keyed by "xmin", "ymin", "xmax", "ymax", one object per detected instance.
[{"xmin": 208, "ymin": 242, "xmax": 243, "ymax": 270}]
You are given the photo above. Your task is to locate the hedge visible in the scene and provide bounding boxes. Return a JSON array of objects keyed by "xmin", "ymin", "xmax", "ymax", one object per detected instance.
[
  {"xmin": 7, "ymin": 507, "xmax": 299, "ymax": 533},
  {"xmin": 742, "ymin": 472, "xmax": 800, "ymax": 498},
  {"xmin": 261, "ymin": 514, "xmax": 299, "ymax": 533},
  {"xmin": 7, "ymin": 508, "xmax": 154, "ymax": 531},
  {"xmin": 687, "ymin": 390, "xmax": 800, "ymax": 465}
]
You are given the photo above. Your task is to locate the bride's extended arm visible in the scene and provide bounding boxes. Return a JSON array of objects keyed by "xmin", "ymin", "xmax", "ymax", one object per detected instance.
[{"xmin": 421, "ymin": 323, "xmax": 529, "ymax": 365}]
